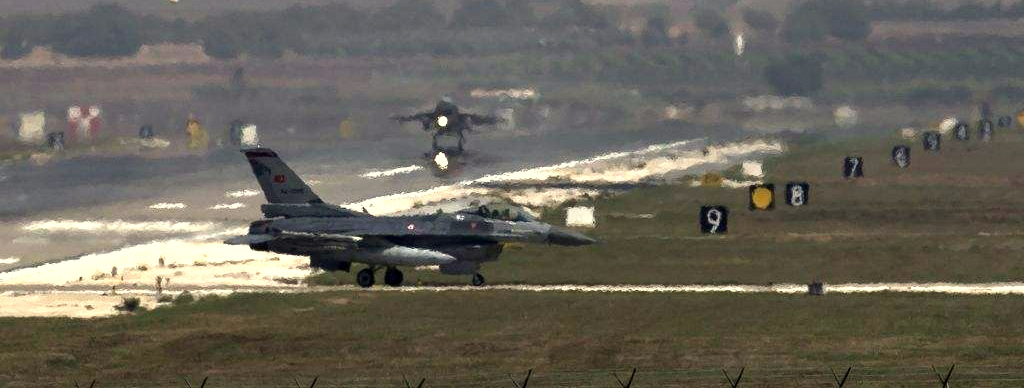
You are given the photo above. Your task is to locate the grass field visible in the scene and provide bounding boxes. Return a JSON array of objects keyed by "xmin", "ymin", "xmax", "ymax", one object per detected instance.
[
  {"xmin": 394, "ymin": 129, "xmax": 1024, "ymax": 286},
  {"xmin": 2, "ymin": 291, "xmax": 1024, "ymax": 386}
]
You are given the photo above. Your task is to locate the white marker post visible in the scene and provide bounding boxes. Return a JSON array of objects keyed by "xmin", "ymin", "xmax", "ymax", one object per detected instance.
[
  {"xmin": 566, "ymin": 206, "xmax": 596, "ymax": 228},
  {"xmin": 240, "ymin": 124, "xmax": 259, "ymax": 149},
  {"xmin": 18, "ymin": 111, "xmax": 45, "ymax": 144}
]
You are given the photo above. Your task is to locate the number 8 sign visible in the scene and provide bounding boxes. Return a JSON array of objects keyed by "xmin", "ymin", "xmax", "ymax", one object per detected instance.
[
  {"xmin": 700, "ymin": 205, "xmax": 729, "ymax": 234},
  {"xmin": 785, "ymin": 182, "xmax": 810, "ymax": 207}
]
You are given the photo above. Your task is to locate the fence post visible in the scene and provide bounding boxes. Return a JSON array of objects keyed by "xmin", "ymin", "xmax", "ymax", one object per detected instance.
[
  {"xmin": 293, "ymin": 376, "xmax": 319, "ymax": 388},
  {"xmin": 508, "ymin": 369, "xmax": 532, "ymax": 388},
  {"xmin": 183, "ymin": 377, "xmax": 208, "ymax": 388},
  {"xmin": 830, "ymin": 367, "xmax": 852, "ymax": 387},
  {"xmin": 932, "ymin": 364, "xmax": 955, "ymax": 388},
  {"xmin": 612, "ymin": 367, "xmax": 636, "ymax": 388},
  {"xmin": 403, "ymin": 374, "xmax": 425, "ymax": 388},
  {"xmin": 722, "ymin": 367, "xmax": 745, "ymax": 388}
]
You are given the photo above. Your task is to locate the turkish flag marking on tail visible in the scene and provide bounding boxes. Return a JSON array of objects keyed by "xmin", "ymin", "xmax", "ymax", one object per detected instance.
[{"xmin": 273, "ymin": 174, "xmax": 286, "ymax": 183}]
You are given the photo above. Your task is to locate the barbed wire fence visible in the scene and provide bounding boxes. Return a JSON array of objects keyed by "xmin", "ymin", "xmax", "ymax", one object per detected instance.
[{"xmin": 57, "ymin": 363, "xmax": 1024, "ymax": 387}]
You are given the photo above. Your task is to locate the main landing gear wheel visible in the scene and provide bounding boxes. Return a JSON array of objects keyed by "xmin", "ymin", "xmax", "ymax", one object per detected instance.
[
  {"xmin": 471, "ymin": 273, "xmax": 485, "ymax": 287},
  {"xmin": 384, "ymin": 267, "xmax": 404, "ymax": 287},
  {"xmin": 356, "ymin": 268, "xmax": 375, "ymax": 288}
]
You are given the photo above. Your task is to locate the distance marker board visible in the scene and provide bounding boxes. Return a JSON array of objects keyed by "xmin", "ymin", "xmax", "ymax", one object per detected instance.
[
  {"xmin": 923, "ymin": 131, "xmax": 941, "ymax": 152},
  {"xmin": 785, "ymin": 182, "xmax": 810, "ymax": 207},
  {"xmin": 892, "ymin": 145, "xmax": 910, "ymax": 168},
  {"xmin": 979, "ymin": 119, "xmax": 993, "ymax": 142},
  {"xmin": 699, "ymin": 206, "xmax": 728, "ymax": 234},
  {"xmin": 843, "ymin": 156, "xmax": 864, "ymax": 179},
  {"xmin": 954, "ymin": 123, "xmax": 969, "ymax": 141}
]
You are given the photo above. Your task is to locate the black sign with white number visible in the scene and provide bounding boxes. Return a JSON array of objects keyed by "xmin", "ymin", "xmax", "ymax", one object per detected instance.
[
  {"xmin": 785, "ymin": 182, "xmax": 810, "ymax": 207},
  {"xmin": 843, "ymin": 156, "xmax": 864, "ymax": 179},
  {"xmin": 998, "ymin": 116, "xmax": 1013, "ymax": 127},
  {"xmin": 923, "ymin": 131, "xmax": 941, "ymax": 151},
  {"xmin": 954, "ymin": 123, "xmax": 969, "ymax": 141},
  {"xmin": 979, "ymin": 119, "xmax": 993, "ymax": 142},
  {"xmin": 46, "ymin": 132, "xmax": 65, "ymax": 151},
  {"xmin": 699, "ymin": 205, "xmax": 728, "ymax": 234},
  {"xmin": 892, "ymin": 145, "xmax": 910, "ymax": 168}
]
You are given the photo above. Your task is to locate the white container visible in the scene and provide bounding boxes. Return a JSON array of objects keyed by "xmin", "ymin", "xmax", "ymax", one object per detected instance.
[
  {"xmin": 18, "ymin": 111, "xmax": 45, "ymax": 144},
  {"xmin": 741, "ymin": 161, "xmax": 764, "ymax": 178},
  {"xmin": 566, "ymin": 206, "xmax": 596, "ymax": 228},
  {"xmin": 240, "ymin": 124, "xmax": 259, "ymax": 149}
]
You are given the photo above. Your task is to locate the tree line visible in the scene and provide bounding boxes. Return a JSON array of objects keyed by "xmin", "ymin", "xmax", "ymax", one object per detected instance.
[{"xmin": 0, "ymin": 0, "xmax": 615, "ymax": 60}]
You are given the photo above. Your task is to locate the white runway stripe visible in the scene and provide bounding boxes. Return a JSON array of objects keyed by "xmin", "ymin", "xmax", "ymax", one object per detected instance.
[
  {"xmin": 21, "ymin": 219, "xmax": 220, "ymax": 234},
  {"xmin": 359, "ymin": 165, "xmax": 425, "ymax": 179}
]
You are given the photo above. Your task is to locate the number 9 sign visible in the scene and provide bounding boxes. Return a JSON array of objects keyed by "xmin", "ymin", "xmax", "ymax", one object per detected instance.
[{"xmin": 700, "ymin": 205, "xmax": 729, "ymax": 234}]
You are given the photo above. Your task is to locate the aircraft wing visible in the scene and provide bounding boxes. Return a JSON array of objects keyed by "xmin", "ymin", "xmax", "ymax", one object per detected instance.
[
  {"xmin": 463, "ymin": 113, "xmax": 503, "ymax": 126},
  {"xmin": 392, "ymin": 112, "xmax": 434, "ymax": 130},
  {"xmin": 224, "ymin": 232, "xmax": 363, "ymax": 249}
]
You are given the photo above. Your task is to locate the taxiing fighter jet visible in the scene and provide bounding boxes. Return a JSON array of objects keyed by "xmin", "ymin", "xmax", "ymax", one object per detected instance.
[
  {"xmin": 393, "ymin": 100, "xmax": 503, "ymax": 154},
  {"xmin": 225, "ymin": 148, "xmax": 595, "ymax": 287}
]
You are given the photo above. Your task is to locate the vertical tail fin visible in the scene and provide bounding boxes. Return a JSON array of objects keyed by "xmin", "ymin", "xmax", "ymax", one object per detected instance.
[{"xmin": 243, "ymin": 148, "xmax": 323, "ymax": 204}]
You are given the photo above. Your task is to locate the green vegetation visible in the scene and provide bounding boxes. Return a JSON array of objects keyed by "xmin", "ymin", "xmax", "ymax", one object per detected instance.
[
  {"xmin": 692, "ymin": 8, "xmax": 730, "ymax": 39},
  {"xmin": 742, "ymin": 8, "xmax": 778, "ymax": 34},
  {"xmin": 782, "ymin": 0, "xmax": 870, "ymax": 43},
  {"xmin": 2, "ymin": 291, "xmax": 1024, "ymax": 385},
  {"xmin": 868, "ymin": 0, "xmax": 1024, "ymax": 21},
  {"xmin": 0, "ymin": 0, "xmax": 616, "ymax": 60},
  {"xmin": 171, "ymin": 291, "xmax": 194, "ymax": 305},
  {"xmin": 116, "ymin": 297, "xmax": 142, "ymax": 313},
  {"xmin": 764, "ymin": 53, "xmax": 825, "ymax": 95}
]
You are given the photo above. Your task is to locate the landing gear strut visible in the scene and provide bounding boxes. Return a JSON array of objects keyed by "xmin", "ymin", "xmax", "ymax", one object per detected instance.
[
  {"xmin": 356, "ymin": 268, "xmax": 375, "ymax": 288},
  {"xmin": 471, "ymin": 273, "xmax": 486, "ymax": 287},
  {"xmin": 384, "ymin": 267, "xmax": 404, "ymax": 287}
]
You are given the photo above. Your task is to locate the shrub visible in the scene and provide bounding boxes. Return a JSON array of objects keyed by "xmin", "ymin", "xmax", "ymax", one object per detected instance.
[
  {"xmin": 742, "ymin": 9, "xmax": 778, "ymax": 33},
  {"xmin": 782, "ymin": 0, "xmax": 869, "ymax": 43},
  {"xmin": 118, "ymin": 297, "xmax": 142, "ymax": 312},
  {"xmin": 173, "ymin": 291, "xmax": 195, "ymax": 305},
  {"xmin": 693, "ymin": 8, "xmax": 729, "ymax": 39},
  {"xmin": 763, "ymin": 54, "xmax": 824, "ymax": 96}
]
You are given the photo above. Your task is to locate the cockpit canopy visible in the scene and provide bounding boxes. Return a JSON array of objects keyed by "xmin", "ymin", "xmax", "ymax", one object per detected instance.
[{"xmin": 458, "ymin": 203, "xmax": 536, "ymax": 222}]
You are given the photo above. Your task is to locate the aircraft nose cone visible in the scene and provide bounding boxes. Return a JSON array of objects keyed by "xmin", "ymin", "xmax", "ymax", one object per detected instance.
[{"xmin": 548, "ymin": 227, "xmax": 597, "ymax": 246}]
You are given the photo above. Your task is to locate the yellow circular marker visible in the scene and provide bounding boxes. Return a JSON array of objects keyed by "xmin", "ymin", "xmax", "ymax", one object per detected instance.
[
  {"xmin": 1017, "ymin": 109, "xmax": 1024, "ymax": 127},
  {"xmin": 750, "ymin": 185, "xmax": 774, "ymax": 210}
]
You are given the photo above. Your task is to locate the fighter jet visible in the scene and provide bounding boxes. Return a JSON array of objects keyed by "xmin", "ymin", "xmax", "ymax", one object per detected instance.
[
  {"xmin": 393, "ymin": 100, "xmax": 503, "ymax": 154},
  {"xmin": 225, "ymin": 148, "xmax": 595, "ymax": 287}
]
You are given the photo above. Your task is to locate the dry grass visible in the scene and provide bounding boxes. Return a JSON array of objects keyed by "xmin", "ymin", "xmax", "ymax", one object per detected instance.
[{"xmin": 1, "ymin": 291, "xmax": 1024, "ymax": 386}]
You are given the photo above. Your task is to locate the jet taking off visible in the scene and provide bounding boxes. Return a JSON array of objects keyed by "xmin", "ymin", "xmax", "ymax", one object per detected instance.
[
  {"xmin": 225, "ymin": 148, "xmax": 595, "ymax": 287},
  {"xmin": 393, "ymin": 100, "xmax": 503, "ymax": 154}
]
